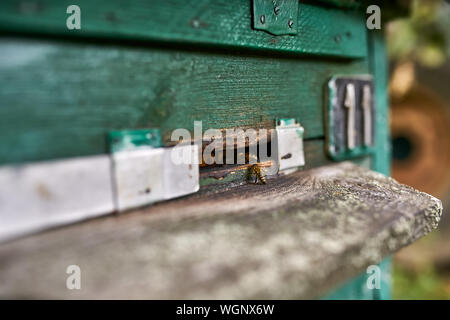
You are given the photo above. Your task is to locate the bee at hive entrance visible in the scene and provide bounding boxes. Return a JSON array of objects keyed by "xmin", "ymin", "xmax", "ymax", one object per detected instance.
[{"xmin": 246, "ymin": 164, "xmax": 267, "ymax": 185}]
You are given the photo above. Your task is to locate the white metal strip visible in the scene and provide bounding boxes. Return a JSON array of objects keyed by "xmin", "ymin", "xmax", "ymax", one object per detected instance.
[
  {"xmin": 112, "ymin": 145, "xmax": 200, "ymax": 211},
  {"xmin": 163, "ymin": 144, "xmax": 200, "ymax": 200},
  {"xmin": 112, "ymin": 147, "xmax": 165, "ymax": 212},
  {"xmin": 0, "ymin": 146, "xmax": 200, "ymax": 241},
  {"xmin": 0, "ymin": 155, "xmax": 115, "ymax": 241}
]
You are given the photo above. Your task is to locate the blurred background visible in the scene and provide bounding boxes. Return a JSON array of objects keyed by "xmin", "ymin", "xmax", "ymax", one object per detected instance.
[{"xmin": 386, "ymin": 0, "xmax": 450, "ymax": 299}]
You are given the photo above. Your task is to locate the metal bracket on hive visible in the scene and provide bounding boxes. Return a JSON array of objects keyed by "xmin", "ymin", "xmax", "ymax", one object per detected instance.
[
  {"xmin": 253, "ymin": 0, "xmax": 299, "ymax": 36},
  {"xmin": 275, "ymin": 118, "xmax": 305, "ymax": 175},
  {"xmin": 109, "ymin": 129, "xmax": 199, "ymax": 212}
]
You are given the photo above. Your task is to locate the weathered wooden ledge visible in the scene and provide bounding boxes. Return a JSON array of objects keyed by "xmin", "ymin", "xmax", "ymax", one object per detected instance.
[{"xmin": 0, "ymin": 162, "xmax": 442, "ymax": 299}]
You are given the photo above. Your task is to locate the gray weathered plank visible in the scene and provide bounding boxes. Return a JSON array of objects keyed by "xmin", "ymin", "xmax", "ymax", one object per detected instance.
[{"xmin": 0, "ymin": 162, "xmax": 441, "ymax": 299}]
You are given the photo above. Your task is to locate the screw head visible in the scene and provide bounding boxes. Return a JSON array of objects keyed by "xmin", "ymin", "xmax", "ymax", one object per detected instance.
[
  {"xmin": 260, "ymin": 14, "xmax": 265, "ymax": 24},
  {"xmin": 274, "ymin": 6, "xmax": 280, "ymax": 15},
  {"xmin": 288, "ymin": 19, "xmax": 294, "ymax": 28},
  {"xmin": 191, "ymin": 19, "xmax": 200, "ymax": 28}
]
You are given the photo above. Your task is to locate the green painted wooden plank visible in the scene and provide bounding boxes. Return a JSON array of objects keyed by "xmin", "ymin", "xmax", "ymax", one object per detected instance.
[
  {"xmin": 324, "ymin": 30, "xmax": 392, "ymax": 300},
  {"xmin": 317, "ymin": 0, "xmax": 362, "ymax": 8},
  {"xmin": 0, "ymin": 0, "xmax": 367, "ymax": 58},
  {"xmin": 0, "ymin": 37, "xmax": 369, "ymax": 165},
  {"xmin": 369, "ymin": 30, "xmax": 391, "ymax": 177},
  {"xmin": 323, "ymin": 258, "xmax": 391, "ymax": 300}
]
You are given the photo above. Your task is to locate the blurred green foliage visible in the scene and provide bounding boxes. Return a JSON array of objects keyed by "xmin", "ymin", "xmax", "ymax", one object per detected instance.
[
  {"xmin": 387, "ymin": 0, "xmax": 450, "ymax": 67},
  {"xmin": 393, "ymin": 264, "xmax": 450, "ymax": 299},
  {"xmin": 393, "ymin": 233, "xmax": 450, "ymax": 299}
]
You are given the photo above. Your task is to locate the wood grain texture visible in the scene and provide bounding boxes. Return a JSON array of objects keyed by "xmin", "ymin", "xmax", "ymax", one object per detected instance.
[
  {"xmin": 0, "ymin": 0, "xmax": 367, "ymax": 58},
  {"xmin": 0, "ymin": 37, "xmax": 369, "ymax": 165},
  {"xmin": 0, "ymin": 162, "xmax": 441, "ymax": 299},
  {"xmin": 316, "ymin": 0, "xmax": 361, "ymax": 8}
]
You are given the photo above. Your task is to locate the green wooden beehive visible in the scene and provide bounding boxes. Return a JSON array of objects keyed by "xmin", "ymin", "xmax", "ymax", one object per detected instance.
[{"xmin": 0, "ymin": 1, "xmax": 442, "ymax": 299}]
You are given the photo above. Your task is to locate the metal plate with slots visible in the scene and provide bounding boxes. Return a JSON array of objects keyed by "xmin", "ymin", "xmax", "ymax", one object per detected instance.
[
  {"xmin": 275, "ymin": 118, "xmax": 305, "ymax": 172},
  {"xmin": 253, "ymin": 0, "xmax": 298, "ymax": 36},
  {"xmin": 326, "ymin": 75, "xmax": 375, "ymax": 160}
]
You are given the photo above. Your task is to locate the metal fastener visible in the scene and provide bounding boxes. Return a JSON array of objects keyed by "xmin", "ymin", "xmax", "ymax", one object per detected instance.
[
  {"xmin": 260, "ymin": 14, "xmax": 265, "ymax": 24},
  {"xmin": 274, "ymin": 6, "xmax": 280, "ymax": 15},
  {"xmin": 288, "ymin": 19, "xmax": 294, "ymax": 28}
]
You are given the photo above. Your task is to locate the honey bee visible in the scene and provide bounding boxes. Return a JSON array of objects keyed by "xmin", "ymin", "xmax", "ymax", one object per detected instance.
[{"xmin": 246, "ymin": 164, "xmax": 267, "ymax": 184}]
